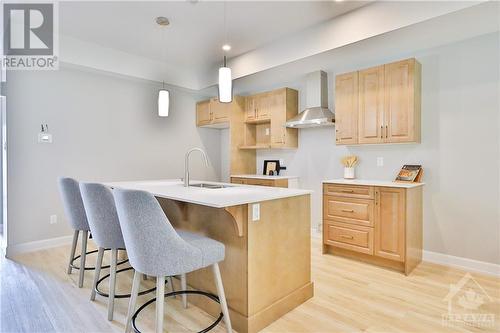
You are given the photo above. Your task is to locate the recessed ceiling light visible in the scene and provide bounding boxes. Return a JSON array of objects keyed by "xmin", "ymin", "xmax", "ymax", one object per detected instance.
[
  {"xmin": 155, "ymin": 16, "xmax": 170, "ymax": 26},
  {"xmin": 222, "ymin": 44, "xmax": 231, "ymax": 52}
]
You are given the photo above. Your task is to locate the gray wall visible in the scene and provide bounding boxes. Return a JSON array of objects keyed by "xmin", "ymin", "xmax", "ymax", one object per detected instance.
[
  {"xmin": 5, "ymin": 66, "xmax": 221, "ymax": 246},
  {"xmin": 239, "ymin": 33, "xmax": 499, "ymax": 265}
]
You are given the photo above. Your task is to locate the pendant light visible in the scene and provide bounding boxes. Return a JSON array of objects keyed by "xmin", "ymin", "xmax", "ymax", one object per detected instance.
[
  {"xmin": 158, "ymin": 81, "xmax": 170, "ymax": 117},
  {"xmin": 156, "ymin": 16, "xmax": 170, "ymax": 117},
  {"xmin": 218, "ymin": 2, "xmax": 232, "ymax": 103}
]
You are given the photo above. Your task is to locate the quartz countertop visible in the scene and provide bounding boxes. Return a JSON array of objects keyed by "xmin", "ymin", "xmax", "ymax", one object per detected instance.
[
  {"xmin": 231, "ymin": 174, "xmax": 299, "ymax": 180},
  {"xmin": 323, "ymin": 179, "xmax": 425, "ymax": 188},
  {"xmin": 107, "ymin": 179, "xmax": 312, "ymax": 208}
]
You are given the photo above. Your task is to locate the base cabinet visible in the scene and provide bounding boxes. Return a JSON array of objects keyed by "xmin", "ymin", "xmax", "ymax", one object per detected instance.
[
  {"xmin": 230, "ymin": 177, "xmax": 291, "ymax": 188},
  {"xmin": 323, "ymin": 183, "xmax": 423, "ymax": 275}
]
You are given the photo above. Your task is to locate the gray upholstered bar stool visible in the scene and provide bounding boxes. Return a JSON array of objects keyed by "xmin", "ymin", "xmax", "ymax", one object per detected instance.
[
  {"xmin": 58, "ymin": 177, "xmax": 94, "ymax": 288},
  {"xmin": 79, "ymin": 182, "xmax": 129, "ymax": 321},
  {"xmin": 113, "ymin": 188, "xmax": 232, "ymax": 333}
]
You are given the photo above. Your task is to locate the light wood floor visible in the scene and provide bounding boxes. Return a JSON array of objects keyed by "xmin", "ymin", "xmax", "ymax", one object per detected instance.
[{"xmin": 1, "ymin": 235, "xmax": 499, "ymax": 333}]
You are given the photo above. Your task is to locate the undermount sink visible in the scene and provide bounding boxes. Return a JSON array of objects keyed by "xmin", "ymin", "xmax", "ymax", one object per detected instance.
[{"xmin": 190, "ymin": 183, "xmax": 233, "ymax": 189}]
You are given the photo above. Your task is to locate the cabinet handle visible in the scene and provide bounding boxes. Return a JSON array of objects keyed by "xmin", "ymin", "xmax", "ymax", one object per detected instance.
[
  {"xmin": 385, "ymin": 125, "xmax": 388, "ymax": 139},
  {"xmin": 341, "ymin": 190, "xmax": 354, "ymax": 193},
  {"xmin": 375, "ymin": 191, "xmax": 379, "ymax": 205},
  {"xmin": 341, "ymin": 235, "xmax": 354, "ymax": 240},
  {"xmin": 380, "ymin": 126, "xmax": 383, "ymax": 139},
  {"xmin": 341, "ymin": 209, "xmax": 354, "ymax": 213}
]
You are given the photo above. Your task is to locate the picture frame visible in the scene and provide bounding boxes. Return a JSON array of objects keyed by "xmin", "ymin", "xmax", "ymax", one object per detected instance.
[{"xmin": 263, "ymin": 160, "xmax": 280, "ymax": 176}]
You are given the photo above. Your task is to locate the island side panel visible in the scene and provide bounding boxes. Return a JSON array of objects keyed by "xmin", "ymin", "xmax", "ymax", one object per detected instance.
[
  {"xmin": 247, "ymin": 194, "xmax": 313, "ymax": 332},
  {"xmin": 156, "ymin": 198, "xmax": 249, "ymax": 322}
]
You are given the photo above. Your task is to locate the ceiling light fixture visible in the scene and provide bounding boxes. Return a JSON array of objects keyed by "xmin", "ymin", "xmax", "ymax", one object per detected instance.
[
  {"xmin": 218, "ymin": 2, "xmax": 232, "ymax": 103},
  {"xmin": 157, "ymin": 17, "xmax": 170, "ymax": 117}
]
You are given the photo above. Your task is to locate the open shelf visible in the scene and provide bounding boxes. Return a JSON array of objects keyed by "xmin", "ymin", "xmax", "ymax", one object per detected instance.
[{"xmin": 239, "ymin": 121, "xmax": 271, "ymax": 150}]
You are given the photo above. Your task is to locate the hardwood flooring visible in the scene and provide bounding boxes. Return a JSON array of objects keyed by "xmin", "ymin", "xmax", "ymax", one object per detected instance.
[{"xmin": 1, "ymin": 235, "xmax": 499, "ymax": 333}]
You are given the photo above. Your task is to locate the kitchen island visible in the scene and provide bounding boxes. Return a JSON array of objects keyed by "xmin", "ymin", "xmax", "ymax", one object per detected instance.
[{"xmin": 108, "ymin": 179, "xmax": 313, "ymax": 333}]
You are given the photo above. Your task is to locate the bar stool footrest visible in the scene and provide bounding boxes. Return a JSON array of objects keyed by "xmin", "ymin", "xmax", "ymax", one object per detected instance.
[
  {"xmin": 132, "ymin": 290, "xmax": 224, "ymax": 333},
  {"xmin": 95, "ymin": 267, "xmax": 164, "ymax": 299},
  {"xmin": 70, "ymin": 248, "xmax": 128, "ymax": 271}
]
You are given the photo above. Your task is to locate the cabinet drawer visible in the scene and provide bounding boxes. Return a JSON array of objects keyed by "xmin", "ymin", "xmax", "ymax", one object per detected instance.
[
  {"xmin": 230, "ymin": 178, "xmax": 246, "ymax": 185},
  {"xmin": 323, "ymin": 184, "xmax": 374, "ymax": 199},
  {"xmin": 324, "ymin": 222, "xmax": 373, "ymax": 255},
  {"xmin": 245, "ymin": 179, "xmax": 274, "ymax": 187},
  {"xmin": 323, "ymin": 196, "xmax": 374, "ymax": 227}
]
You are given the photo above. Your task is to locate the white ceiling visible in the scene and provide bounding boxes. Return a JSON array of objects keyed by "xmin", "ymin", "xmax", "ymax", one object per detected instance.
[{"xmin": 60, "ymin": 1, "xmax": 369, "ymax": 73}]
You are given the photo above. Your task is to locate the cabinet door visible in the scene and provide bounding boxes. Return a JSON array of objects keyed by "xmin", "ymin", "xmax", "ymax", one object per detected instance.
[
  {"xmin": 211, "ymin": 98, "xmax": 229, "ymax": 122},
  {"xmin": 384, "ymin": 59, "xmax": 416, "ymax": 143},
  {"xmin": 270, "ymin": 90, "xmax": 286, "ymax": 146},
  {"xmin": 374, "ymin": 187, "xmax": 405, "ymax": 262},
  {"xmin": 196, "ymin": 100, "xmax": 212, "ymax": 126},
  {"xmin": 335, "ymin": 72, "xmax": 358, "ymax": 145},
  {"xmin": 358, "ymin": 66, "xmax": 384, "ymax": 144},
  {"xmin": 256, "ymin": 93, "xmax": 271, "ymax": 120},
  {"xmin": 245, "ymin": 96, "xmax": 256, "ymax": 121}
]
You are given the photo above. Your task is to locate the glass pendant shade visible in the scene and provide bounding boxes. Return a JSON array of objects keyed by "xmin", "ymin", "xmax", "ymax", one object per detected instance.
[
  {"xmin": 218, "ymin": 59, "xmax": 232, "ymax": 103},
  {"xmin": 158, "ymin": 89, "xmax": 170, "ymax": 117}
]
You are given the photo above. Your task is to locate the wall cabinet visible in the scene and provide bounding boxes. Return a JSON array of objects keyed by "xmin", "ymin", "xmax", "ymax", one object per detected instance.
[
  {"xmin": 335, "ymin": 58, "xmax": 421, "ymax": 145},
  {"xmin": 323, "ymin": 182, "xmax": 423, "ymax": 275},
  {"xmin": 196, "ymin": 98, "xmax": 230, "ymax": 128},
  {"xmin": 240, "ymin": 88, "xmax": 298, "ymax": 149}
]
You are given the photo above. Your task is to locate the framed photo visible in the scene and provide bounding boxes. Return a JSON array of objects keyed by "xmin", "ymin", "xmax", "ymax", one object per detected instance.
[
  {"xmin": 395, "ymin": 165, "xmax": 423, "ymax": 183},
  {"xmin": 263, "ymin": 160, "xmax": 280, "ymax": 176}
]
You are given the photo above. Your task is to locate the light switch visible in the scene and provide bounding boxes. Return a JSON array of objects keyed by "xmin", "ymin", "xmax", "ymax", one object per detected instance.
[
  {"xmin": 377, "ymin": 157, "xmax": 384, "ymax": 167},
  {"xmin": 252, "ymin": 203, "xmax": 260, "ymax": 221}
]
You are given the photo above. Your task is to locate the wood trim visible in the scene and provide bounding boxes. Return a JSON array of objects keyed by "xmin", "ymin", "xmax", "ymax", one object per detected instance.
[
  {"xmin": 224, "ymin": 205, "xmax": 246, "ymax": 237},
  {"xmin": 324, "ymin": 245, "xmax": 405, "ymax": 273}
]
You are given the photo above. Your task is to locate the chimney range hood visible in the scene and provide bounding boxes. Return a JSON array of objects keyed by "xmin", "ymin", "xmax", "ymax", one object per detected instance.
[{"xmin": 285, "ymin": 71, "xmax": 335, "ymax": 128}]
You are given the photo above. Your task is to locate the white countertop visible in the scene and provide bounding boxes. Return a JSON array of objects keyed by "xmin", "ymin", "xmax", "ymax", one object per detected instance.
[
  {"xmin": 323, "ymin": 179, "xmax": 425, "ymax": 189},
  {"xmin": 231, "ymin": 174, "xmax": 299, "ymax": 180},
  {"xmin": 107, "ymin": 179, "xmax": 312, "ymax": 208}
]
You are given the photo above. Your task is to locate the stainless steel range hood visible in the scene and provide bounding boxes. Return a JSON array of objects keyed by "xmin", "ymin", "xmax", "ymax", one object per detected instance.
[{"xmin": 285, "ymin": 71, "xmax": 335, "ymax": 128}]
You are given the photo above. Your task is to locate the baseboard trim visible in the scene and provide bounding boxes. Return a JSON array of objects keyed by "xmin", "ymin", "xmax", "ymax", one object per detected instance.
[
  {"xmin": 6, "ymin": 235, "xmax": 73, "ymax": 258},
  {"xmin": 423, "ymin": 250, "xmax": 500, "ymax": 277}
]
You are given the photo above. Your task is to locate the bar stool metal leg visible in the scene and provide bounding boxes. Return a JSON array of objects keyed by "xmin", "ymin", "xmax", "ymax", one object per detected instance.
[
  {"xmin": 125, "ymin": 271, "xmax": 141, "ymax": 333},
  {"xmin": 78, "ymin": 230, "xmax": 88, "ymax": 288},
  {"xmin": 156, "ymin": 276, "xmax": 165, "ymax": 333},
  {"xmin": 67, "ymin": 230, "xmax": 79, "ymax": 274},
  {"xmin": 212, "ymin": 263, "xmax": 232, "ymax": 333},
  {"xmin": 90, "ymin": 247, "xmax": 105, "ymax": 301},
  {"xmin": 181, "ymin": 274, "xmax": 188, "ymax": 308},
  {"xmin": 108, "ymin": 249, "xmax": 118, "ymax": 321}
]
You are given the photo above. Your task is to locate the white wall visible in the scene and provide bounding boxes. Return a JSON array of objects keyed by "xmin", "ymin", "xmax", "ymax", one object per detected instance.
[
  {"xmin": 4, "ymin": 66, "xmax": 221, "ymax": 247},
  {"xmin": 241, "ymin": 33, "xmax": 499, "ymax": 265}
]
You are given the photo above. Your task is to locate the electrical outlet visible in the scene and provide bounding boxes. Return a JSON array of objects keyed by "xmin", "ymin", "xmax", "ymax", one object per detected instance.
[
  {"xmin": 38, "ymin": 133, "xmax": 53, "ymax": 143},
  {"xmin": 377, "ymin": 157, "xmax": 384, "ymax": 167},
  {"xmin": 252, "ymin": 203, "xmax": 260, "ymax": 221},
  {"xmin": 50, "ymin": 214, "xmax": 58, "ymax": 224},
  {"xmin": 265, "ymin": 127, "xmax": 270, "ymax": 136}
]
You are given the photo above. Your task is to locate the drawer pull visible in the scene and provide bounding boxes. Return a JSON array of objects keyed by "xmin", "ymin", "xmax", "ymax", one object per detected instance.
[
  {"xmin": 341, "ymin": 190, "xmax": 354, "ymax": 193},
  {"xmin": 341, "ymin": 209, "xmax": 354, "ymax": 213},
  {"xmin": 341, "ymin": 235, "xmax": 354, "ymax": 240}
]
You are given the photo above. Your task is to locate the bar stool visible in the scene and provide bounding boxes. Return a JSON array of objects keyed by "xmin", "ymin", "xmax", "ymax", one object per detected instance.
[
  {"xmin": 113, "ymin": 188, "xmax": 232, "ymax": 333},
  {"xmin": 58, "ymin": 177, "xmax": 96, "ymax": 288}
]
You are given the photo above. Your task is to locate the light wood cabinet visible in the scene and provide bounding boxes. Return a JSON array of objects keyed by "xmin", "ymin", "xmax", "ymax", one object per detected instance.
[
  {"xmin": 323, "ymin": 182, "xmax": 423, "ymax": 275},
  {"xmin": 375, "ymin": 187, "xmax": 405, "ymax": 262},
  {"xmin": 335, "ymin": 72, "xmax": 358, "ymax": 145},
  {"xmin": 335, "ymin": 58, "xmax": 421, "ymax": 145},
  {"xmin": 384, "ymin": 59, "xmax": 421, "ymax": 143},
  {"xmin": 358, "ymin": 65, "xmax": 385, "ymax": 144},
  {"xmin": 230, "ymin": 177, "xmax": 291, "ymax": 188},
  {"xmin": 196, "ymin": 98, "xmax": 230, "ymax": 127},
  {"xmin": 240, "ymin": 88, "xmax": 298, "ymax": 149}
]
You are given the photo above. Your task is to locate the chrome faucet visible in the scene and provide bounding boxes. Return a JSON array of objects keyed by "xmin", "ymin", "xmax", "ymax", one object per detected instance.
[{"xmin": 184, "ymin": 147, "xmax": 209, "ymax": 187}]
